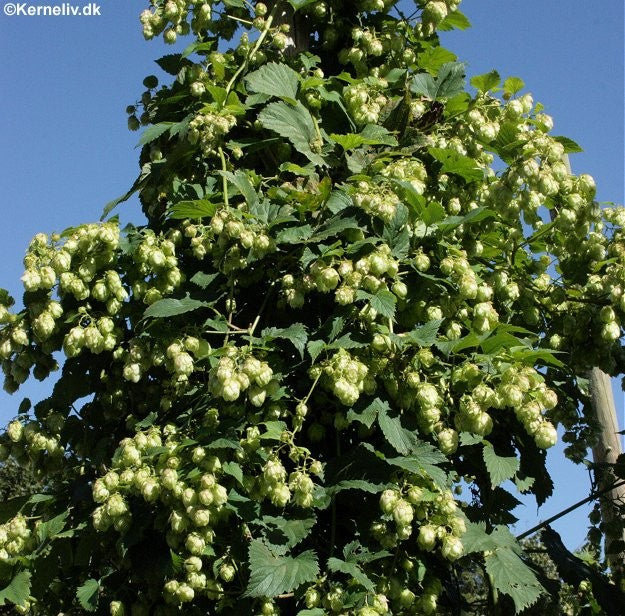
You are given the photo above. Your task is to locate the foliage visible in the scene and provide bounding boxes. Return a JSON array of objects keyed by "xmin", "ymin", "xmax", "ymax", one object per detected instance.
[
  {"xmin": 0, "ymin": 0, "xmax": 624, "ymax": 613},
  {"xmin": 439, "ymin": 532, "xmax": 619, "ymax": 616},
  {"xmin": 0, "ymin": 458, "xmax": 41, "ymax": 502}
]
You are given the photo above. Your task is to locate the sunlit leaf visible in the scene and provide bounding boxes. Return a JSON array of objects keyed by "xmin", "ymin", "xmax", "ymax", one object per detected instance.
[
  {"xmin": 244, "ymin": 541, "xmax": 319, "ymax": 598},
  {"xmin": 428, "ymin": 147, "xmax": 484, "ymax": 182},
  {"xmin": 328, "ymin": 557, "xmax": 375, "ymax": 591},
  {"xmin": 485, "ymin": 548, "xmax": 543, "ymax": 611},
  {"xmin": 143, "ymin": 295, "xmax": 207, "ymax": 319},
  {"xmin": 377, "ymin": 409, "xmax": 417, "ymax": 455},
  {"xmin": 258, "ymin": 101, "xmax": 325, "ymax": 166},
  {"xmin": 418, "ymin": 45, "xmax": 458, "ymax": 75},
  {"xmin": 168, "ymin": 199, "xmax": 218, "ymax": 219},
  {"xmin": 245, "ymin": 62, "xmax": 300, "ymax": 100},
  {"xmin": 471, "ymin": 70, "xmax": 500, "ymax": 93},
  {"xmin": 483, "ymin": 445, "xmax": 520, "ymax": 487},
  {"xmin": 262, "ymin": 323, "xmax": 308, "ymax": 359},
  {"xmin": 411, "ymin": 62, "xmax": 466, "ymax": 100},
  {"xmin": 438, "ymin": 10, "xmax": 471, "ymax": 30},
  {"xmin": 553, "ymin": 136, "xmax": 583, "ymax": 153},
  {"xmin": 0, "ymin": 571, "xmax": 31, "ymax": 607},
  {"xmin": 503, "ymin": 76, "xmax": 525, "ymax": 97},
  {"xmin": 137, "ymin": 122, "xmax": 176, "ymax": 146}
]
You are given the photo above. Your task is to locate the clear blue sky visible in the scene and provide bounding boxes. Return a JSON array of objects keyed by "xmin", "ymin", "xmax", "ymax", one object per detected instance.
[{"xmin": 0, "ymin": 1, "xmax": 623, "ymax": 550}]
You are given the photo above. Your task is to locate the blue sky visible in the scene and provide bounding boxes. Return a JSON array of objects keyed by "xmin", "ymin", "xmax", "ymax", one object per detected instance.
[{"xmin": 0, "ymin": 1, "xmax": 623, "ymax": 550}]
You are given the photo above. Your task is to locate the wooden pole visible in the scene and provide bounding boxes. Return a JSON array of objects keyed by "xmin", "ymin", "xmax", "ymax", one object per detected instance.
[
  {"xmin": 269, "ymin": 1, "xmax": 310, "ymax": 54},
  {"xmin": 560, "ymin": 155, "xmax": 625, "ymax": 578},
  {"xmin": 589, "ymin": 368, "xmax": 625, "ymax": 577}
]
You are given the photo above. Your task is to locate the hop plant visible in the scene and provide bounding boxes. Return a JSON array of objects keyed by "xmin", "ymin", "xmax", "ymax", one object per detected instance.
[{"xmin": 0, "ymin": 0, "xmax": 623, "ymax": 614}]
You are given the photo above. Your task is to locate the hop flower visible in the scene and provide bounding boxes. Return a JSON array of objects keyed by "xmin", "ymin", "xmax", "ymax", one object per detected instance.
[{"xmin": 188, "ymin": 111, "xmax": 237, "ymax": 156}]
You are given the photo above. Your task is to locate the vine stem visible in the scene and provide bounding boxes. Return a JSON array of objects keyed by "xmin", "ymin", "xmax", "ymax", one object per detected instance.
[
  {"xmin": 301, "ymin": 372, "xmax": 321, "ymax": 406},
  {"xmin": 311, "ymin": 114, "xmax": 323, "ymax": 145},
  {"xmin": 291, "ymin": 372, "xmax": 321, "ymax": 437},
  {"xmin": 225, "ymin": 6, "xmax": 277, "ymax": 97},
  {"xmin": 488, "ymin": 571, "xmax": 499, "ymax": 613},
  {"xmin": 218, "ymin": 146, "xmax": 229, "ymax": 207},
  {"xmin": 247, "ymin": 281, "xmax": 275, "ymax": 338},
  {"xmin": 223, "ymin": 278, "xmax": 236, "ymax": 346},
  {"xmin": 329, "ymin": 431, "xmax": 341, "ymax": 558},
  {"xmin": 208, "ymin": 6, "xmax": 253, "ymax": 26}
]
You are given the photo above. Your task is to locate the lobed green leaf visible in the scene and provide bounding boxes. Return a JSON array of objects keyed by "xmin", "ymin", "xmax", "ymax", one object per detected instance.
[
  {"xmin": 428, "ymin": 147, "xmax": 484, "ymax": 182},
  {"xmin": 328, "ymin": 557, "xmax": 375, "ymax": 591},
  {"xmin": 411, "ymin": 62, "xmax": 466, "ymax": 100},
  {"xmin": 137, "ymin": 122, "xmax": 176, "ymax": 146},
  {"xmin": 0, "ymin": 571, "xmax": 31, "ymax": 607},
  {"xmin": 245, "ymin": 62, "xmax": 300, "ymax": 101},
  {"xmin": 143, "ymin": 295, "xmax": 208, "ymax": 319},
  {"xmin": 258, "ymin": 101, "xmax": 325, "ymax": 166},
  {"xmin": 261, "ymin": 323, "xmax": 308, "ymax": 359},
  {"xmin": 470, "ymin": 70, "xmax": 501, "ymax": 93},
  {"xmin": 483, "ymin": 445, "xmax": 521, "ymax": 487},
  {"xmin": 485, "ymin": 548, "xmax": 544, "ymax": 612},
  {"xmin": 76, "ymin": 578, "xmax": 100, "ymax": 612},
  {"xmin": 168, "ymin": 199, "xmax": 218, "ymax": 220},
  {"xmin": 244, "ymin": 541, "xmax": 319, "ymax": 598},
  {"xmin": 377, "ymin": 410, "xmax": 417, "ymax": 455},
  {"xmin": 417, "ymin": 45, "xmax": 458, "ymax": 75}
]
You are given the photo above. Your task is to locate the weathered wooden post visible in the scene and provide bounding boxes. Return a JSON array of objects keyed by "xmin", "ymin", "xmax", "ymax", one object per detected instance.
[
  {"xmin": 589, "ymin": 367, "xmax": 625, "ymax": 579},
  {"xmin": 560, "ymin": 154, "xmax": 625, "ymax": 578}
]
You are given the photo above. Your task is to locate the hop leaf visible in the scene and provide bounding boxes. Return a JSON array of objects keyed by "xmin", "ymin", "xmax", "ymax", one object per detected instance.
[
  {"xmin": 462, "ymin": 523, "xmax": 543, "ymax": 612},
  {"xmin": 410, "ymin": 62, "xmax": 466, "ymax": 100},
  {"xmin": 470, "ymin": 70, "xmax": 501, "ymax": 93},
  {"xmin": 328, "ymin": 557, "xmax": 375, "ymax": 591},
  {"xmin": 258, "ymin": 101, "xmax": 325, "ymax": 166},
  {"xmin": 245, "ymin": 62, "xmax": 300, "ymax": 100},
  {"xmin": 484, "ymin": 549, "xmax": 543, "ymax": 612},
  {"xmin": 143, "ymin": 295, "xmax": 207, "ymax": 319},
  {"xmin": 483, "ymin": 445, "xmax": 521, "ymax": 487},
  {"xmin": 261, "ymin": 323, "xmax": 308, "ymax": 359},
  {"xmin": 377, "ymin": 409, "xmax": 417, "ymax": 455},
  {"xmin": 76, "ymin": 578, "xmax": 100, "ymax": 612},
  {"xmin": 244, "ymin": 540, "xmax": 319, "ymax": 598},
  {"xmin": 0, "ymin": 571, "xmax": 31, "ymax": 607}
]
